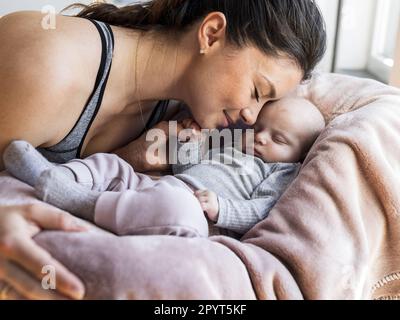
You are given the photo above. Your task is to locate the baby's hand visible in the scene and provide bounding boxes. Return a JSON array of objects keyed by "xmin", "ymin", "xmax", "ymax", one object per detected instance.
[
  {"xmin": 180, "ymin": 118, "xmax": 201, "ymax": 131},
  {"xmin": 194, "ymin": 190, "xmax": 219, "ymax": 222},
  {"xmin": 178, "ymin": 119, "xmax": 205, "ymax": 143}
]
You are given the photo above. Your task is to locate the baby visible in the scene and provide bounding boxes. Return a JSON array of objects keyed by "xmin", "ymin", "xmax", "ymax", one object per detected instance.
[
  {"xmin": 176, "ymin": 97, "xmax": 325, "ymax": 228},
  {"xmin": 3, "ymin": 97, "xmax": 325, "ymax": 237}
]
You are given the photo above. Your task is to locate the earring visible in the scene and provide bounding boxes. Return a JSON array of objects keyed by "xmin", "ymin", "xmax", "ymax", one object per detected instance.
[{"xmin": 200, "ymin": 48, "xmax": 205, "ymax": 55}]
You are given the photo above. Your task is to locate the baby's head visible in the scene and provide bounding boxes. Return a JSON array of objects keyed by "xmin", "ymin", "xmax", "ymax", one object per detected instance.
[{"xmin": 242, "ymin": 97, "xmax": 325, "ymax": 163}]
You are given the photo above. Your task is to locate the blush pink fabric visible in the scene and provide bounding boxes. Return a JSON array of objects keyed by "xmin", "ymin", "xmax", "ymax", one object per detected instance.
[
  {"xmin": 1, "ymin": 72, "xmax": 400, "ymax": 300},
  {"xmin": 62, "ymin": 153, "xmax": 209, "ymax": 237}
]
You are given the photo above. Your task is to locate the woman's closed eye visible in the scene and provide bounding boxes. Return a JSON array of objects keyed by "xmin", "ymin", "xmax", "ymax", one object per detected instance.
[{"xmin": 254, "ymin": 87, "xmax": 260, "ymax": 103}]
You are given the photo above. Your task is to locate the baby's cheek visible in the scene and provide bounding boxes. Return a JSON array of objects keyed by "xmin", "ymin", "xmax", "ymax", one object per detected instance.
[
  {"xmin": 281, "ymin": 147, "xmax": 301, "ymax": 163},
  {"xmin": 265, "ymin": 145, "xmax": 288, "ymax": 162}
]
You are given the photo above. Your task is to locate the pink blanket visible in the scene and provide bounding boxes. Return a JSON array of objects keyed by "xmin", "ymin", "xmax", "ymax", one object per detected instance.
[{"xmin": 1, "ymin": 72, "xmax": 400, "ymax": 299}]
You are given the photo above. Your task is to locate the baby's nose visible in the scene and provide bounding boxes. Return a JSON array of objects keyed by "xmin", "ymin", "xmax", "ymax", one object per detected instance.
[{"xmin": 255, "ymin": 133, "xmax": 267, "ymax": 145}]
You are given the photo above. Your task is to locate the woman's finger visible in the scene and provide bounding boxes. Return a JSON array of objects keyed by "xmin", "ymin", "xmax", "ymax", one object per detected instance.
[
  {"xmin": 4, "ymin": 236, "xmax": 85, "ymax": 300},
  {"xmin": 0, "ymin": 257, "xmax": 67, "ymax": 300},
  {"xmin": 0, "ymin": 281, "xmax": 26, "ymax": 300},
  {"xmin": 23, "ymin": 203, "xmax": 88, "ymax": 232},
  {"xmin": 26, "ymin": 221, "xmax": 41, "ymax": 237}
]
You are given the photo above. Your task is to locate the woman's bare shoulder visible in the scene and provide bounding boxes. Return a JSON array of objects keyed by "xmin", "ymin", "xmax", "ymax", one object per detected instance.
[
  {"xmin": 0, "ymin": 11, "xmax": 98, "ymax": 88},
  {"xmin": 0, "ymin": 11, "xmax": 100, "ymax": 147}
]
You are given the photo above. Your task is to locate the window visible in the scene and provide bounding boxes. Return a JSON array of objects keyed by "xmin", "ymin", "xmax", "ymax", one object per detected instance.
[{"xmin": 368, "ymin": 0, "xmax": 400, "ymax": 82}]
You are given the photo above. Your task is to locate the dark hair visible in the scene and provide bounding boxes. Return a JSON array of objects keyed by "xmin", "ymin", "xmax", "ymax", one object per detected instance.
[{"xmin": 67, "ymin": 0, "xmax": 326, "ymax": 80}]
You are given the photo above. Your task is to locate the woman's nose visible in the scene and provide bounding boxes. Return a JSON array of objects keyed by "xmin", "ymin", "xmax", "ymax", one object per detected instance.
[
  {"xmin": 240, "ymin": 108, "xmax": 258, "ymax": 125},
  {"xmin": 240, "ymin": 103, "xmax": 264, "ymax": 126}
]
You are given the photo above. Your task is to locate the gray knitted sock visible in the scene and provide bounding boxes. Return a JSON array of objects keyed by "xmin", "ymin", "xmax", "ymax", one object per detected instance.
[
  {"xmin": 35, "ymin": 168, "xmax": 100, "ymax": 222},
  {"xmin": 3, "ymin": 140, "xmax": 56, "ymax": 187},
  {"xmin": 3, "ymin": 140, "xmax": 76, "ymax": 187}
]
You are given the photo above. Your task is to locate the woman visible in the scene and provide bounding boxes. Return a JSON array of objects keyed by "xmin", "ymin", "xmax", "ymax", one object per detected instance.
[{"xmin": 0, "ymin": 0, "xmax": 326, "ymax": 299}]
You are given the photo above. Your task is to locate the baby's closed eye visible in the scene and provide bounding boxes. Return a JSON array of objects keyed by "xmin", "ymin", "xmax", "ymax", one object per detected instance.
[{"xmin": 272, "ymin": 134, "xmax": 288, "ymax": 145}]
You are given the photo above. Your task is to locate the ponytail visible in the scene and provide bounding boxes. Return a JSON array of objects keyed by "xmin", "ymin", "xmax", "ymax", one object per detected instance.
[
  {"xmin": 65, "ymin": 0, "xmax": 326, "ymax": 80},
  {"xmin": 64, "ymin": 1, "xmax": 207, "ymax": 31}
]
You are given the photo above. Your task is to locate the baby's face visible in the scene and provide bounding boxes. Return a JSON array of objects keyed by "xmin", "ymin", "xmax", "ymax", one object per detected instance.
[{"xmin": 242, "ymin": 98, "xmax": 322, "ymax": 163}]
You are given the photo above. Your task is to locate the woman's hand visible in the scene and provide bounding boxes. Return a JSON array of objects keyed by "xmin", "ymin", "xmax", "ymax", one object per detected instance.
[{"xmin": 0, "ymin": 203, "xmax": 88, "ymax": 300}]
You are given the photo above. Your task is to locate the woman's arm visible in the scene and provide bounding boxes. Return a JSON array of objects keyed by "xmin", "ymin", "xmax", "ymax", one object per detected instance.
[
  {"xmin": 0, "ymin": 12, "xmax": 79, "ymax": 169},
  {"xmin": 0, "ymin": 12, "xmax": 90, "ymax": 299},
  {"xmin": 0, "ymin": 106, "xmax": 87, "ymax": 298},
  {"xmin": 0, "ymin": 11, "xmax": 98, "ymax": 169}
]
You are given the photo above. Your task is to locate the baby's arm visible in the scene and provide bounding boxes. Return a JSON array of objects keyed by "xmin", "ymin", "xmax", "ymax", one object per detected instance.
[{"xmin": 209, "ymin": 163, "xmax": 301, "ymax": 235}]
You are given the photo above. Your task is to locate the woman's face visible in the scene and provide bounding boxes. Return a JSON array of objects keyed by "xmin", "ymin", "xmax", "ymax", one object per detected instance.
[{"xmin": 185, "ymin": 45, "xmax": 304, "ymax": 130}]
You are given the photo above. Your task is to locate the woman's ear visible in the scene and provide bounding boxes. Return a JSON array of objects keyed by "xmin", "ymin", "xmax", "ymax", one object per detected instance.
[{"xmin": 197, "ymin": 12, "xmax": 227, "ymax": 55}]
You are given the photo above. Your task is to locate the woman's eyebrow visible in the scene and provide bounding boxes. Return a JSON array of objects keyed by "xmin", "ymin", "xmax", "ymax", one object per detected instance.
[{"xmin": 260, "ymin": 74, "xmax": 277, "ymax": 99}]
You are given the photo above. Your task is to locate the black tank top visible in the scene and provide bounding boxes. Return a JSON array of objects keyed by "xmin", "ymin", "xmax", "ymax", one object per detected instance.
[{"xmin": 38, "ymin": 18, "xmax": 168, "ymax": 163}]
